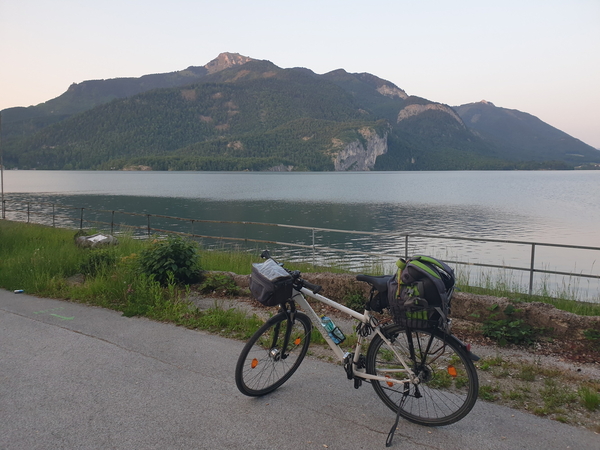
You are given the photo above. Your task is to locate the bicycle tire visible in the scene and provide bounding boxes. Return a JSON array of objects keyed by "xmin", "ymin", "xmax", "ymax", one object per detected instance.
[
  {"xmin": 366, "ymin": 324, "xmax": 478, "ymax": 426},
  {"xmin": 235, "ymin": 311, "xmax": 312, "ymax": 396}
]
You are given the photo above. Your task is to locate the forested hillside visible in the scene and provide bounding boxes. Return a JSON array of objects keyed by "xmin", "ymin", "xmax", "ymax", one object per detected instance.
[
  {"xmin": 2, "ymin": 53, "xmax": 598, "ymax": 171},
  {"xmin": 454, "ymin": 101, "xmax": 600, "ymax": 166}
]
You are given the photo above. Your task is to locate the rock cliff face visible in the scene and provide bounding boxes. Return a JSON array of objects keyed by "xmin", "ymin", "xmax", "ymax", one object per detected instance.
[
  {"xmin": 333, "ymin": 127, "xmax": 388, "ymax": 171},
  {"xmin": 204, "ymin": 52, "xmax": 253, "ymax": 74},
  {"xmin": 376, "ymin": 84, "xmax": 408, "ymax": 99},
  {"xmin": 397, "ymin": 103, "xmax": 464, "ymax": 127}
]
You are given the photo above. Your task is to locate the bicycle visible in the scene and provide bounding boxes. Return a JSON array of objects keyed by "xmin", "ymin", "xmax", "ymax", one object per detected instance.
[{"xmin": 235, "ymin": 251, "xmax": 479, "ymax": 445}]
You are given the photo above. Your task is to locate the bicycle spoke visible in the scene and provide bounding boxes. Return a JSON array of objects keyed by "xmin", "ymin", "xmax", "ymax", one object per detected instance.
[
  {"xmin": 236, "ymin": 312, "xmax": 311, "ymax": 396},
  {"xmin": 367, "ymin": 325, "xmax": 478, "ymax": 426}
]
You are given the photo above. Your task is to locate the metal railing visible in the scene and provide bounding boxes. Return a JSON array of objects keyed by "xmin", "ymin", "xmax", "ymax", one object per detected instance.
[{"xmin": 2, "ymin": 199, "xmax": 600, "ymax": 298}]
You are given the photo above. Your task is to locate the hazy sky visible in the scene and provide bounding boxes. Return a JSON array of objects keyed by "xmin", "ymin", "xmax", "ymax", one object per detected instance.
[{"xmin": 1, "ymin": 0, "xmax": 599, "ymax": 148}]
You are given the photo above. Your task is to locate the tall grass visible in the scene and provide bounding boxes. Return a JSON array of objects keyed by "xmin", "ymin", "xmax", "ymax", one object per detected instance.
[
  {"xmin": 1, "ymin": 221, "xmax": 598, "ymax": 317},
  {"xmin": 455, "ymin": 266, "xmax": 600, "ymax": 316}
]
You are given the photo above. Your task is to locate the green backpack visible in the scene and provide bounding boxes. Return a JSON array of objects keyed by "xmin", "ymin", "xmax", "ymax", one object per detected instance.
[{"xmin": 387, "ymin": 255, "xmax": 455, "ymax": 329}]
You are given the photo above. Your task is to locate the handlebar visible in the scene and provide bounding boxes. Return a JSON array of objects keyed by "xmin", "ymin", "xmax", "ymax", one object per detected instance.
[{"xmin": 300, "ymin": 279, "xmax": 323, "ymax": 295}]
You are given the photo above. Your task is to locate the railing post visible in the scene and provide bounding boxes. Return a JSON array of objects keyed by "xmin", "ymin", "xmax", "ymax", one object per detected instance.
[
  {"xmin": 529, "ymin": 243, "xmax": 536, "ymax": 295},
  {"xmin": 312, "ymin": 228, "xmax": 316, "ymax": 266},
  {"xmin": 147, "ymin": 215, "xmax": 151, "ymax": 236},
  {"xmin": 405, "ymin": 235, "xmax": 409, "ymax": 259},
  {"xmin": 80, "ymin": 208, "xmax": 84, "ymax": 229},
  {"xmin": 27, "ymin": 202, "xmax": 30, "ymax": 223},
  {"xmin": 52, "ymin": 204, "xmax": 55, "ymax": 227},
  {"xmin": 111, "ymin": 211, "xmax": 115, "ymax": 235},
  {"xmin": 191, "ymin": 220, "xmax": 195, "ymax": 237},
  {"xmin": 1, "ymin": 199, "xmax": 4, "ymax": 220}
]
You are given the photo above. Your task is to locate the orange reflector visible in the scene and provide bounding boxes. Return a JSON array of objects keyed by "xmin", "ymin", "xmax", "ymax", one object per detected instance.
[
  {"xmin": 251, "ymin": 358, "xmax": 259, "ymax": 369},
  {"xmin": 386, "ymin": 376, "xmax": 394, "ymax": 387},
  {"xmin": 294, "ymin": 337, "xmax": 301, "ymax": 345},
  {"xmin": 447, "ymin": 366, "xmax": 458, "ymax": 377}
]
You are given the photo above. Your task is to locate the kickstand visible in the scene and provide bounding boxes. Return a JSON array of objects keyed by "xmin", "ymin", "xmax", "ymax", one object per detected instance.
[
  {"xmin": 385, "ymin": 383, "xmax": 410, "ymax": 447},
  {"xmin": 385, "ymin": 404, "xmax": 403, "ymax": 447},
  {"xmin": 386, "ymin": 389, "xmax": 408, "ymax": 447}
]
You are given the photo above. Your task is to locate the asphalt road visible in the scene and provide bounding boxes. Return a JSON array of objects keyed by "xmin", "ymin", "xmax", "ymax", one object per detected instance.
[{"xmin": 1, "ymin": 289, "xmax": 598, "ymax": 450}]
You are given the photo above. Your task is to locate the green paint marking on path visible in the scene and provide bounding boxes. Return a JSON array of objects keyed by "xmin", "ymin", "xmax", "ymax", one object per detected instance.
[{"xmin": 49, "ymin": 314, "xmax": 74, "ymax": 321}]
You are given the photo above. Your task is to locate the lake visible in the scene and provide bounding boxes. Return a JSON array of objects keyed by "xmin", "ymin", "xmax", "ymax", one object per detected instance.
[{"xmin": 2, "ymin": 170, "xmax": 599, "ymax": 300}]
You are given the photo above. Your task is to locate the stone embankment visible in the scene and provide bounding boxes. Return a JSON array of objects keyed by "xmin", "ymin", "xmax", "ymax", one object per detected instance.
[{"xmin": 227, "ymin": 271, "xmax": 600, "ymax": 359}]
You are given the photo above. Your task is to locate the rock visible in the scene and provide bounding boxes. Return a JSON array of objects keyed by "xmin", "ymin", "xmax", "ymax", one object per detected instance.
[
  {"xmin": 75, "ymin": 233, "xmax": 119, "ymax": 248},
  {"xmin": 66, "ymin": 273, "xmax": 85, "ymax": 286}
]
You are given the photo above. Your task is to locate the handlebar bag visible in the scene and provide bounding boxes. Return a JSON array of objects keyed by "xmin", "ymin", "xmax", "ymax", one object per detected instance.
[{"xmin": 250, "ymin": 259, "xmax": 294, "ymax": 306}]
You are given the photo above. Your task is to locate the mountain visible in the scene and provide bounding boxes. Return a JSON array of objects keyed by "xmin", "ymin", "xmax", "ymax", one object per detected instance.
[
  {"xmin": 2, "ymin": 53, "xmax": 598, "ymax": 171},
  {"xmin": 0, "ymin": 53, "xmax": 253, "ymax": 139},
  {"xmin": 453, "ymin": 101, "xmax": 600, "ymax": 165}
]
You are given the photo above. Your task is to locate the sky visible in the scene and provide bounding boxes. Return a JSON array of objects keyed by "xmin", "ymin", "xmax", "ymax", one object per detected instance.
[{"xmin": 1, "ymin": 0, "xmax": 599, "ymax": 148}]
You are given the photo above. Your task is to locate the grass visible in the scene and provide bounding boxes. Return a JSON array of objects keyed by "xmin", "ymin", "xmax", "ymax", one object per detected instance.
[
  {"xmin": 578, "ymin": 386, "xmax": 600, "ymax": 411},
  {"xmin": 455, "ymin": 266, "xmax": 600, "ymax": 316},
  {"xmin": 476, "ymin": 354, "xmax": 600, "ymax": 430}
]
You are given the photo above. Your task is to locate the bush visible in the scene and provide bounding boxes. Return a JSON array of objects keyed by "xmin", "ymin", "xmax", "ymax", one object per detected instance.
[
  {"xmin": 482, "ymin": 304, "xmax": 538, "ymax": 346},
  {"xmin": 138, "ymin": 236, "xmax": 202, "ymax": 286}
]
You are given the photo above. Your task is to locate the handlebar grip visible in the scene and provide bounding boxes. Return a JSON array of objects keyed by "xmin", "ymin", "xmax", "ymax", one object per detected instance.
[{"xmin": 302, "ymin": 280, "xmax": 323, "ymax": 295}]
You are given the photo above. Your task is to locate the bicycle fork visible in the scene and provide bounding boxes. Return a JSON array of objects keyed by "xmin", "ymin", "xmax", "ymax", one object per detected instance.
[{"xmin": 270, "ymin": 304, "xmax": 299, "ymax": 361}]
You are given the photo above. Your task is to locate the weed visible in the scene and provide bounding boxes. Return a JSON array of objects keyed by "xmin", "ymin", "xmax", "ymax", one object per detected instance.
[
  {"xmin": 504, "ymin": 389, "xmax": 527, "ymax": 402},
  {"xmin": 195, "ymin": 306, "xmax": 264, "ymax": 340},
  {"xmin": 539, "ymin": 379, "xmax": 577, "ymax": 412},
  {"xmin": 479, "ymin": 384, "xmax": 500, "ymax": 401},
  {"xmin": 482, "ymin": 304, "xmax": 538, "ymax": 346},
  {"xmin": 477, "ymin": 355, "xmax": 505, "ymax": 371},
  {"xmin": 578, "ymin": 386, "xmax": 600, "ymax": 411},
  {"xmin": 311, "ymin": 327, "xmax": 327, "ymax": 345},
  {"xmin": 517, "ymin": 364, "xmax": 538, "ymax": 382},
  {"xmin": 199, "ymin": 272, "xmax": 239, "ymax": 297},
  {"xmin": 344, "ymin": 289, "xmax": 366, "ymax": 312},
  {"xmin": 78, "ymin": 248, "xmax": 118, "ymax": 276}
]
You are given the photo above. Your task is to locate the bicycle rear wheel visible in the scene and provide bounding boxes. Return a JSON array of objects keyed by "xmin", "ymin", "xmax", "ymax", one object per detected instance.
[
  {"xmin": 235, "ymin": 311, "xmax": 312, "ymax": 396},
  {"xmin": 367, "ymin": 324, "xmax": 478, "ymax": 426}
]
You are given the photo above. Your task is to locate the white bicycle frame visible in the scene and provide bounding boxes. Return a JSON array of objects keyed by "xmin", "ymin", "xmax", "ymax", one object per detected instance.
[{"xmin": 292, "ymin": 286, "xmax": 419, "ymax": 386}]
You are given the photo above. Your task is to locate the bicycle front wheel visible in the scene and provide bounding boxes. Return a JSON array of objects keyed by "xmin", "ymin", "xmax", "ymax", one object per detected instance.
[
  {"xmin": 235, "ymin": 311, "xmax": 312, "ymax": 396},
  {"xmin": 367, "ymin": 324, "xmax": 478, "ymax": 426}
]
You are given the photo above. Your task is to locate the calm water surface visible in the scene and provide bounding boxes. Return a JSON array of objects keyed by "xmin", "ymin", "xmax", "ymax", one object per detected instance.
[{"xmin": 3, "ymin": 170, "xmax": 599, "ymax": 299}]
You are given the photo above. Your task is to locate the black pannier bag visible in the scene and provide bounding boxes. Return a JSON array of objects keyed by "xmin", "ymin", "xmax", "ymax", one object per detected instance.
[
  {"xmin": 387, "ymin": 255, "xmax": 455, "ymax": 329},
  {"xmin": 249, "ymin": 258, "xmax": 294, "ymax": 306}
]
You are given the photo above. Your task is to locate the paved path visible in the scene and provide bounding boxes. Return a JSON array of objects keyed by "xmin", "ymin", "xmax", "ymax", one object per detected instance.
[{"xmin": 1, "ymin": 289, "xmax": 597, "ymax": 449}]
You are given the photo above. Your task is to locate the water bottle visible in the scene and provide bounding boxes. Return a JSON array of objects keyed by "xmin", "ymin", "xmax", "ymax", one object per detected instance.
[{"xmin": 320, "ymin": 316, "xmax": 345, "ymax": 344}]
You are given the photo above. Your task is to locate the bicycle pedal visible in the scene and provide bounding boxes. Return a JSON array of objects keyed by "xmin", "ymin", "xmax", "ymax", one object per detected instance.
[{"xmin": 354, "ymin": 378, "xmax": 362, "ymax": 389}]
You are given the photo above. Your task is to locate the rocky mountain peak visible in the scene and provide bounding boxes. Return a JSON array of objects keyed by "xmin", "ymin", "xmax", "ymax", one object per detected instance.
[{"xmin": 204, "ymin": 52, "xmax": 254, "ymax": 74}]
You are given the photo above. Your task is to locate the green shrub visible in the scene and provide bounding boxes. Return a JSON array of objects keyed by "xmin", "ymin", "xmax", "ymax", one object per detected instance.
[
  {"xmin": 138, "ymin": 236, "xmax": 202, "ymax": 286},
  {"xmin": 482, "ymin": 304, "xmax": 538, "ymax": 346}
]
